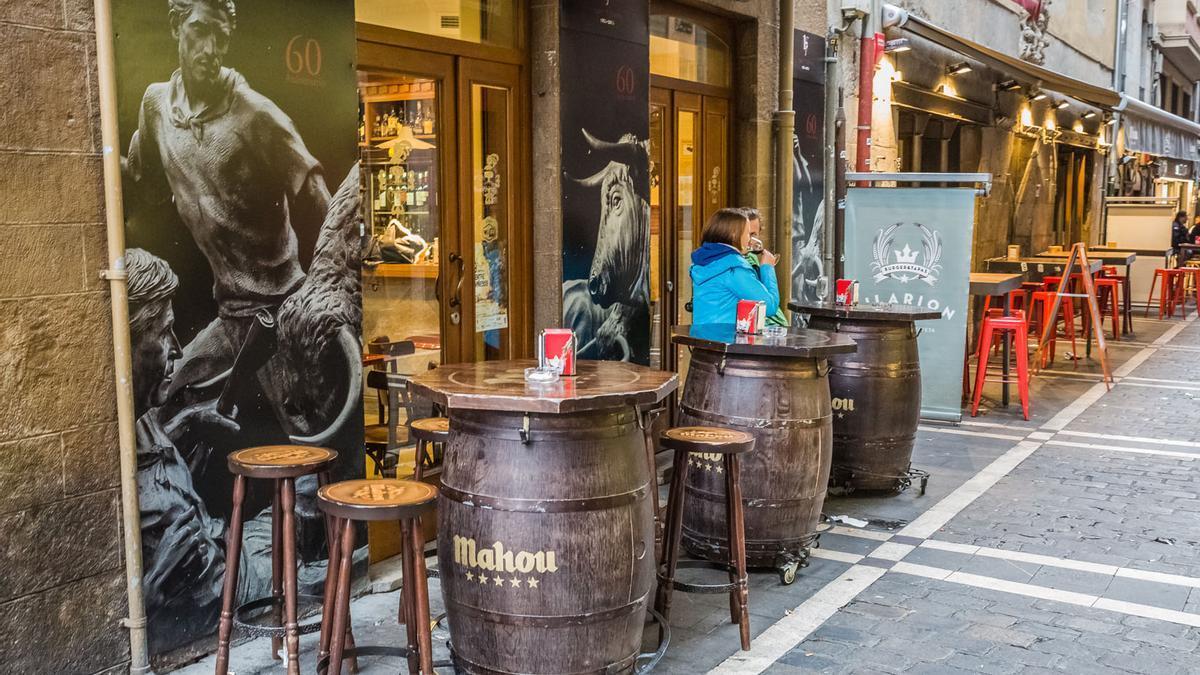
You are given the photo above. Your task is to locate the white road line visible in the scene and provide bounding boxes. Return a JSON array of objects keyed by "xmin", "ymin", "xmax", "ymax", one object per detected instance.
[
  {"xmin": 917, "ymin": 425, "xmax": 1028, "ymax": 442},
  {"xmin": 706, "ymin": 565, "xmax": 888, "ymax": 675},
  {"xmin": 1092, "ymin": 598, "xmax": 1200, "ymax": 628},
  {"xmin": 959, "ymin": 420, "xmax": 1027, "ymax": 430},
  {"xmin": 1118, "ymin": 380, "xmax": 1200, "ymax": 392},
  {"xmin": 1045, "ymin": 439, "xmax": 1200, "ymax": 459},
  {"xmin": 809, "ymin": 548, "xmax": 864, "ymax": 565},
  {"xmin": 1037, "ymin": 369, "xmax": 1105, "ymax": 379},
  {"xmin": 827, "ymin": 525, "xmax": 894, "ymax": 541},
  {"xmin": 1154, "ymin": 316, "xmax": 1196, "ymax": 345},
  {"xmin": 1115, "ymin": 567, "xmax": 1200, "ymax": 590},
  {"xmin": 1122, "ymin": 375, "xmax": 1200, "ymax": 386},
  {"xmin": 1041, "ymin": 381, "xmax": 1109, "ymax": 431},
  {"xmin": 897, "ymin": 440, "xmax": 1042, "ymax": 540},
  {"xmin": 867, "ymin": 542, "xmax": 915, "ymax": 561},
  {"xmin": 1056, "ymin": 429, "xmax": 1200, "ymax": 449},
  {"xmin": 1112, "ymin": 344, "xmax": 1158, "ymax": 377},
  {"xmin": 942, "ymin": 570, "xmax": 1099, "ymax": 607}
]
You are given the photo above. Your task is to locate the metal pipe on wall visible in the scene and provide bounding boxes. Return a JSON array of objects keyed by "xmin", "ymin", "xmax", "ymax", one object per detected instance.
[
  {"xmin": 776, "ymin": 0, "xmax": 795, "ymax": 308},
  {"xmin": 822, "ymin": 32, "xmax": 840, "ymax": 292},
  {"xmin": 91, "ymin": 0, "xmax": 151, "ymax": 671},
  {"xmin": 854, "ymin": 22, "xmax": 875, "ymax": 177}
]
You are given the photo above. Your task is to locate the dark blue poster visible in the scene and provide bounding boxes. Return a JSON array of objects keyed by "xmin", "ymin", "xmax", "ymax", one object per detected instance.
[
  {"xmin": 560, "ymin": 0, "xmax": 652, "ymax": 364},
  {"xmin": 793, "ymin": 30, "xmax": 828, "ymax": 305}
]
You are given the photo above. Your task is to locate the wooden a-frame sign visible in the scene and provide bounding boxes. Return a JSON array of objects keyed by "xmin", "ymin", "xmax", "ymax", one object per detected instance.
[{"xmin": 1031, "ymin": 243, "xmax": 1113, "ymax": 388}]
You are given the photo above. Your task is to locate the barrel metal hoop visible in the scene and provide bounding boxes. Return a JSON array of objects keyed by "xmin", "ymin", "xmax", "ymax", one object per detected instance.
[
  {"xmin": 679, "ymin": 403, "xmax": 830, "ymax": 430},
  {"xmin": 439, "ymin": 482, "xmax": 649, "ymax": 513},
  {"xmin": 444, "ymin": 594, "xmax": 648, "ymax": 628},
  {"xmin": 453, "ymin": 416, "xmax": 640, "ymax": 442},
  {"xmin": 657, "ymin": 560, "xmax": 744, "ymax": 594},
  {"xmin": 317, "ymin": 645, "xmax": 453, "ymax": 672},
  {"xmin": 450, "ymin": 647, "xmax": 638, "ymax": 675},
  {"xmin": 232, "ymin": 593, "xmax": 324, "ymax": 638}
]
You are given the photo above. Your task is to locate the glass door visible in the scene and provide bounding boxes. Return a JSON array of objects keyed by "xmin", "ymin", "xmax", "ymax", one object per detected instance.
[{"xmin": 458, "ymin": 58, "xmax": 525, "ymax": 362}]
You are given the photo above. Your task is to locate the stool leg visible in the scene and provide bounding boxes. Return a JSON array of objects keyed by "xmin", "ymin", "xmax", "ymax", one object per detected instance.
[
  {"xmin": 640, "ymin": 417, "xmax": 663, "ymax": 551},
  {"xmin": 655, "ymin": 450, "xmax": 689, "ymax": 625},
  {"xmin": 724, "ymin": 455, "xmax": 750, "ymax": 651},
  {"xmin": 399, "ymin": 519, "xmax": 420, "ymax": 674},
  {"xmin": 409, "ymin": 518, "xmax": 435, "ymax": 674},
  {"xmin": 328, "ymin": 517, "xmax": 356, "ymax": 675},
  {"xmin": 271, "ymin": 479, "xmax": 283, "ymax": 661},
  {"xmin": 1015, "ymin": 329, "xmax": 1031, "ymax": 421},
  {"xmin": 414, "ymin": 439, "xmax": 426, "ymax": 482},
  {"xmin": 280, "ymin": 478, "xmax": 301, "ymax": 675},
  {"xmin": 317, "ymin": 518, "xmax": 345, "ymax": 673},
  {"xmin": 215, "ymin": 475, "xmax": 246, "ymax": 675},
  {"xmin": 1146, "ymin": 272, "xmax": 1158, "ymax": 318},
  {"xmin": 970, "ymin": 322, "xmax": 994, "ymax": 416}
]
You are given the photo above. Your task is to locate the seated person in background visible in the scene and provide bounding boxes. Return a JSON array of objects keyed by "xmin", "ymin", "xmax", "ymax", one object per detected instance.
[
  {"xmin": 741, "ymin": 207, "xmax": 789, "ymax": 326},
  {"xmin": 690, "ymin": 207, "xmax": 780, "ymax": 325},
  {"xmin": 1189, "ymin": 215, "xmax": 1200, "ymax": 244}
]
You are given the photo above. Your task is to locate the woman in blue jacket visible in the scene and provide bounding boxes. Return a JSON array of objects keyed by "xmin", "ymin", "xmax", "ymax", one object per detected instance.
[{"xmin": 690, "ymin": 207, "xmax": 781, "ymax": 324}]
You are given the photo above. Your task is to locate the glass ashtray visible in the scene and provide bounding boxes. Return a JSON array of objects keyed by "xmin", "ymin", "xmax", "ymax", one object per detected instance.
[{"xmin": 524, "ymin": 366, "xmax": 560, "ymax": 384}]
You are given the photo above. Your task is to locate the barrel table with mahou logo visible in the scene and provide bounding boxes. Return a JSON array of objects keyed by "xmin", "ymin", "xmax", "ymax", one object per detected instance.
[
  {"xmin": 409, "ymin": 360, "xmax": 676, "ymax": 675},
  {"xmin": 793, "ymin": 302, "xmax": 942, "ymax": 493},
  {"xmin": 671, "ymin": 325, "xmax": 857, "ymax": 583}
]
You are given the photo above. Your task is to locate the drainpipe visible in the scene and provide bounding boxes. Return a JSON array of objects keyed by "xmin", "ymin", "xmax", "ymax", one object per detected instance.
[
  {"xmin": 776, "ymin": 0, "xmax": 796, "ymax": 308},
  {"xmin": 854, "ymin": 2, "xmax": 880, "ymax": 180},
  {"xmin": 822, "ymin": 32, "xmax": 840, "ymax": 293},
  {"xmin": 92, "ymin": 0, "xmax": 151, "ymax": 672}
]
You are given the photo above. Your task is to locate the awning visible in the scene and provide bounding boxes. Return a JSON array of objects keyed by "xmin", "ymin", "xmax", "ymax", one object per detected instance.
[
  {"xmin": 1116, "ymin": 96, "xmax": 1200, "ymax": 162},
  {"xmin": 886, "ymin": 4, "xmax": 1200, "ymax": 162}
]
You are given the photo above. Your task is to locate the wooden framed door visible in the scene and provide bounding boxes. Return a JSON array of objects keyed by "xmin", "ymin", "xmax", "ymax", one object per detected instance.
[{"xmin": 649, "ymin": 86, "xmax": 731, "ymax": 374}]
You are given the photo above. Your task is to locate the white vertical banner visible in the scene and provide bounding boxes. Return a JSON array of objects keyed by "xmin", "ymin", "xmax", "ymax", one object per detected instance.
[{"xmin": 844, "ymin": 187, "xmax": 977, "ymax": 421}]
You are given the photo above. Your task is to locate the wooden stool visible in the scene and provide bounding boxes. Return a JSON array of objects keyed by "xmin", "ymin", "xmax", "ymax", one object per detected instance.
[
  {"xmin": 655, "ymin": 426, "xmax": 756, "ymax": 651},
  {"xmin": 215, "ymin": 445, "xmax": 340, "ymax": 675},
  {"xmin": 318, "ymin": 479, "xmax": 439, "ymax": 675},
  {"xmin": 410, "ymin": 417, "xmax": 449, "ymax": 480},
  {"xmin": 971, "ymin": 314, "xmax": 1030, "ymax": 420}
]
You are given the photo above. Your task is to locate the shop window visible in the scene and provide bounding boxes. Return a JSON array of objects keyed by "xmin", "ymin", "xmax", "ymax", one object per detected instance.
[
  {"xmin": 356, "ymin": 0, "xmax": 516, "ymax": 48},
  {"xmin": 650, "ymin": 14, "xmax": 731, "ymax": 88}
]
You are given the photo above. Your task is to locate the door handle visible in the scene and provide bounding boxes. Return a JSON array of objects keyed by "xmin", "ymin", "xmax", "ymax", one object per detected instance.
[
  {"xmin": 448, "ymin": 252, "xmax": 465, "ymax": 308},
  {"xmin": 666, "ymin": 280, "xmax": 674, "ymax": 292}
]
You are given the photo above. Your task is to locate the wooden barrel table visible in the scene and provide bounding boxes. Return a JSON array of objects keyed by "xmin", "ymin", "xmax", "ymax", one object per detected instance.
[
  {"xmin": 794, "ymin": 302, "xmax": 942, "ymax": 492},
  {"xmin": 671, "ymin": 325, "xmax": 856, "ymax": 581},
  {"xmin": 410, "ymin": 360, "xmax": 676, "ymax": 675}
]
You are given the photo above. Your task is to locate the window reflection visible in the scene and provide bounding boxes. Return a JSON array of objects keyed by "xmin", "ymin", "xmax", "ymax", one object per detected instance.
[{"xmin": 650, "ymin": 15, "xmax": 731, "ymax": 87}]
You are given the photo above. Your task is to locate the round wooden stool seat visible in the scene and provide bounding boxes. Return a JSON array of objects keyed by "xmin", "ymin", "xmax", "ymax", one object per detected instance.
[
  {"xmin": 318, "ymin": 479, "xmax": 437, "ymax": 522},
  {"xmin": 660, "ymin": 427, "xmax": 755, "ymax": 455},
  {"xmin": 364, "ymin": 425, "xmax": 390, "ymax": 445},
  {"xmin": 410, "ymin": 416, "xmax": 449, "ymax": 442},
  {"xmin": 227, "ymin": 445, "xmax": 338, "ymax": 479}
]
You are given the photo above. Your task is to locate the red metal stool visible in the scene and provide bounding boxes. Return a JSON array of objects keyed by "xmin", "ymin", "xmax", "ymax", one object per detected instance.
[
  {"xmin": 216, "ymin": 446, "xmax": 340, "ymax": 675},
  {"xmin": 1146, "ymin": 269, "xmax": 1187, "ymax": 319},
  {"xmin": 1028, "ymin": 292, "xmax": 1076, "ymax": 367},
  {"xmin": 317, "ymin": 479, "xmax": 440, "ymax": 675},
  {"xmin": 1092, "ymin": 277, "xmax": 1122, "ymax": 339},
  {"xmin": 1177, "ymin": 267, "xmax": 1200, "ymax": 314},
  {"xmin": 656, "ymin": 426, "xmax": 756, "ymax": 652},
  {"xmin": 971, "ymin": 314, "xmax": 1031, "ymax": 420}
]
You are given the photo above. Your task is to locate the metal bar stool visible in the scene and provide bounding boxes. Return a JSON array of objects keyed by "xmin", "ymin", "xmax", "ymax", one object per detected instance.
[
  {"xmin": 215, "ymin": 445, "xmax": 340, "ymax": 675},
  {"xmin": 317, "ymin": 479, "xmax": 440, "ymax": 675},
  {"xmin": 410, "ymin": 417, "xmax": 449, "ymax": 481},
  {"xmin": 655, "ymin": 426, "xmax": 756, "ymax": 652}
]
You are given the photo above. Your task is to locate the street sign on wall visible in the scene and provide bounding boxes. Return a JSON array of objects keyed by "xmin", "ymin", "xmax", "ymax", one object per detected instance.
[{"xmin": 844, "ymin": 187, "xmax": 978, "ymax": 422}]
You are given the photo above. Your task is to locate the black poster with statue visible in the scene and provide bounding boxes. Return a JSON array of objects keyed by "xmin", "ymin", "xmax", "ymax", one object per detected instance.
[
  {"xmin": 560, "ymin": 0, "xmax": 652, "ymax": 365},
  {"xmin": 793, "ymin": 30, "xmax": 828, "ymax": 305},
  {"xmin": 113, "ymin": 0, "xmax": 361, "ymax": 656}
]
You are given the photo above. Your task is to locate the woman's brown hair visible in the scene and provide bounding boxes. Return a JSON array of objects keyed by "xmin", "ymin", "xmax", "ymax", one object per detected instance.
[{"xmin": 701, "ymin": 208, "xmax": 749, "ymax": 249}]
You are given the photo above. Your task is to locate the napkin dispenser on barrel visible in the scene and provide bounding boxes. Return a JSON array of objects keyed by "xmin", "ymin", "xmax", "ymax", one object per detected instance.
[
  {"xmin": 538, "ymin": 328, "xmax": 576, "ymax": 376},
  {"xmin": 736, "ymin": 300, "xmax": 766, "ymax": 334}
]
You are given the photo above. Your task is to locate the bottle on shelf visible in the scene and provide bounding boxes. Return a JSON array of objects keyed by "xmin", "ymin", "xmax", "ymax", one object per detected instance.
[{"xmin": 421, "ymin": 102, "xmax": 434, "ymax": 135}]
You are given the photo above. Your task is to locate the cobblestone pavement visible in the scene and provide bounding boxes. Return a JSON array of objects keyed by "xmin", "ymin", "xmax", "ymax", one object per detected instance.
[{"xmin": 178, "ymin": 313, "xmax": 1200, "ymax": 674}]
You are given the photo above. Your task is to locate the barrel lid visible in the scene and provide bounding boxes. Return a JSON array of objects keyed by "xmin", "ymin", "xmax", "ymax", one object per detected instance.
[
  {"xmin": 671, "ymin": 324, "xmax": 857, "ymax": 357},
  {"xmin": 409, "ymin": 359, "xmax": 678, "ymax": 414},
  {"xmin": 791, "ymin": 301, "xmax": 942, "ymax": 321}
]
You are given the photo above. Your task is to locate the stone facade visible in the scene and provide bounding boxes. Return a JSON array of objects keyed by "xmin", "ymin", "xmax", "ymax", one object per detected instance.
[{"xmin": 0, "ymin": 2, "xmax": 130, "ymax": 674}]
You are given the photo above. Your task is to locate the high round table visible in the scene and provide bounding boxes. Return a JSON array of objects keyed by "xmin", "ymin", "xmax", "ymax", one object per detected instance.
[{"xmin": 409, "ymin": 359, "xmax": 676, "ymax": 675}]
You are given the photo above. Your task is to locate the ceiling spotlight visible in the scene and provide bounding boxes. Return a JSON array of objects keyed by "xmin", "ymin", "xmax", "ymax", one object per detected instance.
[
  {"xmin": 1055, "ymin": 100, "xmax": 1070, "ymax": 109},
  {"xmin": 1082, "ymin": 110, "xmax": 1097, "ymax": 119},
  {"xmin": 996, "ymin": 79, "xmax": 1021, "ymax": 91},
  {"xmin": 1030, "ymin": 91, "xmax": 1048, "ymax": 102},
  {"xmin": 885, "ymin": 38, "xmax": 911, "ymax": 53},
  {"xmin": 947, "ymin": 61, "xmax": 973, "ymax": 76}
]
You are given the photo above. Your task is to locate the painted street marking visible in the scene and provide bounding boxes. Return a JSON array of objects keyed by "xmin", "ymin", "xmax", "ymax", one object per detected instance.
[
  {"xmin": 1045, "ymin": 439, "xmax": 1200, "ymax": 460},
  {"xmin": 917, "ymin": 425, "xmax": 1027, "ymax": 442},
  {"xmin": 1056, "ymin": 429, "xmax": 1200, "ymax": 450}
]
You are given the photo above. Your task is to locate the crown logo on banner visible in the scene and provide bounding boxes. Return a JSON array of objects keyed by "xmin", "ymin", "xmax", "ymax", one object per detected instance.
[{"xmin": 870, "ymin": 223, "xmax": 943, "ymax": 286}]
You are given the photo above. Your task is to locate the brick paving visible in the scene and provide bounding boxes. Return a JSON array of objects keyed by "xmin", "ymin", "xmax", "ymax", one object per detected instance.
[{"xmin": 179, "ymin": 312, "xmax": 1200, "ymax": 674}]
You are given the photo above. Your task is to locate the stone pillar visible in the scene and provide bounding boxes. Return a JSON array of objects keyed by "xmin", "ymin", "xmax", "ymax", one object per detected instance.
[{"xmin": 530, "ymin": 0, "xmax": 564, "ymax": 334}]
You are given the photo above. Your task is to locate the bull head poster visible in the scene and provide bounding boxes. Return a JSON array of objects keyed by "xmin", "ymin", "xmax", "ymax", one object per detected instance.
[
  {"xmin": 113, "ymin": 0, "xmax": 361, "ymax": 658},
  {"xmin": 793, "ymin": 30, "xmax": 828, "ymax": 307},
  {"xmin": 560, "ymin": 0, "xmax": 652, "ymax": 365}
]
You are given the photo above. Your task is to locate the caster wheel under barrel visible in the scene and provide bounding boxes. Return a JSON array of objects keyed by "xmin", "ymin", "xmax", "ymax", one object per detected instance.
[{"xmin": 775, "ymin": 553, "xmax": 803, "ymax": 585}]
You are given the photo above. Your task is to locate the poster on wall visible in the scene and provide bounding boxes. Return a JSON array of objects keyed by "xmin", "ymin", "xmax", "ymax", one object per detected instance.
[
  {"xmin": 560, "ymin": 0, "xmax": 652, "ymax": 365},
  {"xmin": 113, "ymin": 0, "xmax": 361, "ymax": 656},
  {"xmin": 792, "ymin": 30, "xmax": 828, "ymax": 306},
  {"xmin": 844, "ymin": 188, "xmax": 977, "ymax": 422}
]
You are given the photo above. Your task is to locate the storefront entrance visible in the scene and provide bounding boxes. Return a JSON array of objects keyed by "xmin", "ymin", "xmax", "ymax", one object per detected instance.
[{"xmin": 647, "ymin": 5, "xmax": 733, "ymax": 372}]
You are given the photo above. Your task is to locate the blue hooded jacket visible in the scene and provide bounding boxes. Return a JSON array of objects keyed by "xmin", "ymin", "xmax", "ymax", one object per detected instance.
[{"xmin": 689, "ymin": 243, "xmax": 780, "ymax": 325}]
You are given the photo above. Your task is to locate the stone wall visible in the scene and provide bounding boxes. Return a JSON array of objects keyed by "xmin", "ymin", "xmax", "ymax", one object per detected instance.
[{"xmin": 0, "ymin": 1, "xmax": 130, "ymax": 673}]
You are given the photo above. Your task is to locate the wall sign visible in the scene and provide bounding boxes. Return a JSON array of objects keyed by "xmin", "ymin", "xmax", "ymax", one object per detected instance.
[
  {"xmin": 560, "ymin": 0, "xmax": 652, "ymax": 364},
  {"xmin": 113, "ymin": 0, "xmax": 361, "ymax": 657},
  {"xmin": 844, "ymin": 187, "xmax": 977, "ymax": 422}
]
